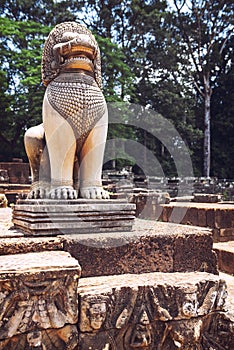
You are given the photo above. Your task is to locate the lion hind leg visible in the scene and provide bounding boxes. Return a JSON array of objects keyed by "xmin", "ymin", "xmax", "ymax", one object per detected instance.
[{"xmin": 24, "ymin": 124, "xmax": 50, "ymax": 198}]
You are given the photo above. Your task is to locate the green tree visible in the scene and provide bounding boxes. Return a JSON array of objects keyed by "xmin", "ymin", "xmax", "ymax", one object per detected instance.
[
  {"xmin": 0, "ymin": 18, "xmax": 49, "ymax": 160},
  {"xmin": 120, "ymin": 0, "xmax": 202, "ymax": 176},
  {"xmin": 211, "ymin": 34, "xmax": 234, "ymax": 178},
  {"xmin": 172, "ymin": 0, "xmax": 234, "ymax": 177}
]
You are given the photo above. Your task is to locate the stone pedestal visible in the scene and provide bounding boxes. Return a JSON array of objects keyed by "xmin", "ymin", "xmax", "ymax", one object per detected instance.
[{"xmin": 12, "ymin": 199, "xmax": 136, "ymax": 235}]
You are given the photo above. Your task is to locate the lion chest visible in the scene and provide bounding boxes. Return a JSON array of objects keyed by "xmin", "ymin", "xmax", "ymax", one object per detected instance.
[{"xmin": 46, "ymin": 73, "xmax": 106, "ymax": 140}]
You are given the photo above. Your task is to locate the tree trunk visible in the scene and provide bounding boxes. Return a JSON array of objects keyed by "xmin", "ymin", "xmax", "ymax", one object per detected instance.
[{"xmin": 203, "ymin": 77, "xmax": 212, "ymax": 177}]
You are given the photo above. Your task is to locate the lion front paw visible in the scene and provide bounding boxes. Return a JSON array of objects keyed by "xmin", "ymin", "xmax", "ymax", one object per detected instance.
[
  {"xmin": 49, "ymin": 186, "xmax": 77, "ymax": 200},
  {"xmin": 80, "ymin": 187, "xmax": 110, "ymax": 199},
  {"xmin": 27, "ymin": 182, "xmax": 50, "ymax": 199}
]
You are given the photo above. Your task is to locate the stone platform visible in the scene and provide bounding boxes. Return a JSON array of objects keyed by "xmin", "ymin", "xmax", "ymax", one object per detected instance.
[
  {"xmin": 0, "ymin": 208, "xmax": 233, "ymax": 349},
  {"xmin": 214, "ymin": 241, "xmax": 234, "ymax": 275},
  {"xmin": 12, "ymin": 199, "xmax": 136, "ymax": 235}
]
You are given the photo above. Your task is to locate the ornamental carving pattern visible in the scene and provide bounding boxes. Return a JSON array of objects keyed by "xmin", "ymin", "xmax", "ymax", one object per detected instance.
[
  {"xmin": 0, "ymin": 325, "xmax": 78, "ymax": 350},
  {"xmin": 78, "ymin": 275, "xmax": 232, "ymax": 349},
  {"xmin": 0, "ymin": 272, "xmax": 79, "ymax": 340}
]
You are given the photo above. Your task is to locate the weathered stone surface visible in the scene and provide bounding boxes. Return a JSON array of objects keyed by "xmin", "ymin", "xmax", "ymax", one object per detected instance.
[
  {"xmin": 0, "ymin": 236, "xmax": 63, "ymax": 255},
  {"xmin": 0, "ymin": 195, "xmax": 7, "ymax": 208},
  {"xmin": 0, "ymin": 251, "xmax": 81, "ymax": 340},
  {"xmin": 213, "ymin": 242, "xmax": 234, "ymax": 275},
  {"xmin": 173, "ymin": 233, "xmax": 217, "ymax": 273},
  {"xmin": 63, "ymin": 219, "xmax": 218, "ymax": 277},
  {"xmin": 160, "ymin": 202, "xmax": 234, "ymax": 242},
  {"xmin": 78, "ymin": 271, "xmax": 231, "ymax": 350},
  {"xmin": 128, "ymin": 191, "xmax": 170, "ymax": 218},
  {"xmin": 193, "ymin": 193, "xmax": 222, "ymax": 203},
  {"xmin": 13, "ymin": 199, "xmax": 135, "ymax": 235},
  {"xmin": 0, "ymin": 325, "xmax": 78, "ymax": 350}
]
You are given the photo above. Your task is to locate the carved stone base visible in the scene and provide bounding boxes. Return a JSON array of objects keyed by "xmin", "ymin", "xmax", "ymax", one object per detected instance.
[
  {"xmin": 0, "ymin": 251, "xmax": 81, "ymax": 343},
  {"xmin": 12, "ymin": 199, "xmax": 136, "ymax": 235},
  {"xmin": 78, "ymin": 271, "xmax": 234, "ymax": 350}
]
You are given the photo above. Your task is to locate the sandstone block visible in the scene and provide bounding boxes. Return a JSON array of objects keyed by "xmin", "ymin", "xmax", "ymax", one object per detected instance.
[
  {"xmin": 0, "ymin": 251, "xmax": 81, "ymax": 340},
  {"xmin": 63, "ymin": 219, "xmax": 217, "ymax": 277},
  {"xmin": 213, "ymin": 242, "xmax": 234, "ymax": 275},
  {"xmin": 78, "ymin": 271, "xmax": 230, "ymax": 350},
  {"xmin": 0, "ymin": 236, "xmax": 63, "ymax": 255}
]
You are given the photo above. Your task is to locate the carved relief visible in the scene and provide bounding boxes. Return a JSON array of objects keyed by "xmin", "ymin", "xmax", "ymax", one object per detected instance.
[
  {"xmin": 78, "ymin": 275, "xmax": 231, "ymax": 349},
  {"xmin": 79, "ymin": 295, "xmax": 111, "ymax": 332},
  {"xmin": 0, "ymin": 325, "xmax": 78, "ymax": 350},
  {"xmin": 202, "ymin": 312, "xmax": 234, "ymax": 350},
  {"xmin": 129, "ymin": 310, "xmax": 152, "ymax": 348},
  {"xmin": 175, "ymin": 286, "xmax": 199, "ymax": 319},
  {"xmin": 0, "ymin": 273, "xmax": 78, "ymax": 340},
  {"xmin": 161, "ymin": 318, "xmax": 204, "ymax": 350}
]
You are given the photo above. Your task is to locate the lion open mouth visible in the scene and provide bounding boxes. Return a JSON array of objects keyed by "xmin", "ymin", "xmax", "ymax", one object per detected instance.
[{"xmin": 52, "ymin": 33, "xmax": 96, "ymax": 72}]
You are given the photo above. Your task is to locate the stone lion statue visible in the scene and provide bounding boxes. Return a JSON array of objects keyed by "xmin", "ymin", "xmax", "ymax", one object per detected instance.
[{"xmin": 24, "ymin": 22, "xmax": 109, "ymax": 200}]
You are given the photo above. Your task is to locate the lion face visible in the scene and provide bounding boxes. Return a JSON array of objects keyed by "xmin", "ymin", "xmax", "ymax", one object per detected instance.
[
  {"xmin": 42, "ymin": 22, "xmax": 102, "ymax": 89},
  {"xmin": 51, "ymin": 32, "xmax": 97, "ymax": 72}
]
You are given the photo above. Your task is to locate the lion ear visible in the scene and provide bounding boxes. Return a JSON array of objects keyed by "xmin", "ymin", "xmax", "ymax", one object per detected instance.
[{"xmin": 93, "ymin": 46, "xmax": 103, "ymax": 90}]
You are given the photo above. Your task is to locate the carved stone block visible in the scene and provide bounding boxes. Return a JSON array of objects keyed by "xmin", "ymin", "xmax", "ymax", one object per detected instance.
[
  {"xmin": 0, "ymin": 325, "xmax": 78, "ymax": 350},
  {"xmin": 0, "ymin": 251, "xmax": 81, "ymax": 340},
  {"xmin": 64, "ymin": 219, "xmax": 218, "ymax": 277},
  {"xmin": 78, "ymin": 271, "xmax": 230, "ymax": 349}
]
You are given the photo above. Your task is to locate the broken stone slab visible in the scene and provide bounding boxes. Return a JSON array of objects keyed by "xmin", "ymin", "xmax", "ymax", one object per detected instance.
[
  {"xmin": 12, "ymin": 199, "xmax": 136, "ymax": 235},
  {"xmin": 0, "ymin": 251, "xmax": 81, "ymax": 340},
  {"xmin": 63, "ymin": 219, "xmax": 218, "ymax": 277},
  {"xmin": 78, "ymin": 271, "xmax": 231, "ymax": 350}
]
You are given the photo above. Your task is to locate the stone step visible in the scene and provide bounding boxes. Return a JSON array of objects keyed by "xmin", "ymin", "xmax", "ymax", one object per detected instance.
[
  {"xmin": 1, "ymin": 268, "xmax": 232, "ymax": 349},
  {"xmin": 77, "ymin": 271, "xmax": 233, "ymax": 350},
  {"xmin": 213, "ymin": 241, "xmax": 234, "ymax": 275},
  {"xmin": 64, "ymin": 219, "xmax": 218, "ymax": 277},
  {"xmin": 0, "ymin": 209, "xmax": 218, "ymax": 276},
  {"xmin": 0, "ymin": 250, "xmax": 81, "ymax": 348}
]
